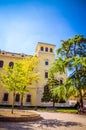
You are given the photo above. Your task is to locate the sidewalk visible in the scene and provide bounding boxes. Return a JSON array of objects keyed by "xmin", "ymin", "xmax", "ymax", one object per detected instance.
[{"xmin": 0, "ymin": 111, "xmax": 86, "ymax": 130}]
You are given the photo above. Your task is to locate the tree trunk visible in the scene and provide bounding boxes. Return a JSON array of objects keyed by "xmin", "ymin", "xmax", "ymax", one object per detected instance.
[
  {"xmin": 11, "ymin": 92, "xmax": 15, "ymax": 114},
  {"xmin": 75, "ymin": 66, "xmax": 84, "ymax": 107},
  {"xmin": 20, "ymin": 94, "xmax": 23, "ymax": 108},
  {"xmin": 53, "ymin": 97, "xmax": 55, "ymax": 108},
  {"xmin": 80, "ymin": 97, "xmax": 83, "ymax": 107},
  {"xmin": 79, "ymin": 91, "xmax": 83, "ymax": 107}
]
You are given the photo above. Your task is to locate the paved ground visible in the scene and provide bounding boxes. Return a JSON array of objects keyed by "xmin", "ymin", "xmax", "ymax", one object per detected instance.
[{"xmin": 0, "ymin": 111, "xmax": 86, "ymax": 130}]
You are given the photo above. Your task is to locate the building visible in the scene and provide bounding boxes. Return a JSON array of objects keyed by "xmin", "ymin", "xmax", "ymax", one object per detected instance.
[{"xmin": 0, "ymin": 42, "xmax": 66, "ymax": 106}]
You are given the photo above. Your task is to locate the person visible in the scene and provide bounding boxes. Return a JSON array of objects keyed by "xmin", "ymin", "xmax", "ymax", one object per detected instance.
[
  {"xmin": 76, "ymin": 101, "xmax": 80, "ymax": 109},
  {"xmin": 75, "ymin": 101, "xmax": 80, "ymax": 113},
  {"xmin": 78, "ymin": 103, "xmax": 83, "ymax": 113},
  {"xmin": 75, "ymin": 101, "xmax": 83, "ymax": 114}
]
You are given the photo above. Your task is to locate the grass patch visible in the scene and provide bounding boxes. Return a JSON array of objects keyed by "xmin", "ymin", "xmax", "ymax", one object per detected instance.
[
  {"xmin": 37, "ymin": 107, "xmax": 77, "ymax": 113},
  {"xmin": 55, "ymin": 108, "xmax": 77, "ymax": 113},
  {"xmin": 0, "ymin": 105, "xmax": 77, "ymax": 114}
]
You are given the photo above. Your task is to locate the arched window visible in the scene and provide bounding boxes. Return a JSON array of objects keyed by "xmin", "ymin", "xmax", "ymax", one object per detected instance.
[
  {"xmin": 60, "ymin": 79, "xmax": 63, "ymax": 84},
  {"xmin": 45, "ymin": 72, "xmax": 48, "ymax": 78},
  {"xmin": 26, "ymin": 94, "xmax": 31, "ymax": 102},
  {"xmin": 9, "ymin": 62, "xmax": 14, "ymax": 68},
  {"xmin": 3, "ymin": 93, "xmax": 9, "ymax": 101},
  {"xmin": 40, "ymin": 46, "xmax": 44, "ymax": 51},
  {"xmin": 45, "ymin": 61, "xmax": 49, "ymax": 65},
  {"xmin": 50, "ymin": 48, "xmax": 53, "ymax": 52},
  {"xmin": 0, "ymin": 60, "xmax": 4, "ymax": 68},
  {"xmin": 45, "ymin": 47, "xmax": 48, "ymax": 52},
  {"xmin": 15, "ymin": 93, "xmax": 20, "ymax": 102}
]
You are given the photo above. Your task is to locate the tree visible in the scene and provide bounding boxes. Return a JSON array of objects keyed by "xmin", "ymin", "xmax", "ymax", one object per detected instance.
[
  {"xmin": 51, "ymin": 85, "xmax": 66, "ymax": 103},
  {"xmin": 41, "ymin": 84, "xmax": 51, "ymax": 102},
  {"xmin": 0, "ymin": 65, "xmax": 19, "ymax": 114},
  {"xmin": 0, "ymin": 56, "xmax": 39, "ymax": 113},
  {"xmin": 16, "ymin": 56, "xmax": 39, "ymax": 107},
  {"xmin": 64, "ymin": 79, "xmax": 77, "ymax": 100},
  {"xmin": 50, "ymin": 58, "xmax": 66, "ymax": 75},
  {"xmin": 51, "ymin": 35, "xmax": 86, "ymax": 107},
  {"xmin": 42, "ymin": 75, "xmax": 59, "ymax": 108}
]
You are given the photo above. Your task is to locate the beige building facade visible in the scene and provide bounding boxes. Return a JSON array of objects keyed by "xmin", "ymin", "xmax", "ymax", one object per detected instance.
[{"xmin": 0, "ymin": 42, "xmax": 66, "ymax": 106}]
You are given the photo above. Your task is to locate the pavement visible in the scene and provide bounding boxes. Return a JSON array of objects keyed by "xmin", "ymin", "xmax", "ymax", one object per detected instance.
[{"xmin": 0, "ymin": 111, "xmax": 86, "ymax": 130}]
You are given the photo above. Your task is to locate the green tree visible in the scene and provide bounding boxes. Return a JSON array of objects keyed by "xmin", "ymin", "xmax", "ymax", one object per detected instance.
[
  {"xmin": 0, "ymin": 56, "xmax": 39, "ymax": 113},
  {"xmin": 47, "ymin": 75, "xmax": 59, "ymax": 108},
  {"xmin": 51, "ymin": 85, "xmax": 66, "ymax": 103},
  {"xmin": 50, "ymin": 79, "xmax": 77, "ymax": 104},
  {"xmin": 42, "ymin": 75, "xmax": 59, "ymax": 108},
  {"xmin": 41, "ymin": 84, "xmax": 51, "ymax": 102},
  {"xmin": 51, "ymin": 35, "xmax": 86, "ymax": 107},
  {"xmin": 64, "ymin": 79, "xmax": 77, "ymax": 100}
]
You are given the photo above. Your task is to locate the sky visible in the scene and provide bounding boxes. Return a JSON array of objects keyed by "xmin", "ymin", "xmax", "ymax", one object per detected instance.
[{"xmin": 0, "ymin": 0, "xmax": 86, "ymax": 55}]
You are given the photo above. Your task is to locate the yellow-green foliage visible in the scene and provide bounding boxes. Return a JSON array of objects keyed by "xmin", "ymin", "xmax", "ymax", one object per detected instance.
[{"xmin": 0, "ymin": 56, "xmax": 39, "ymax": 94}]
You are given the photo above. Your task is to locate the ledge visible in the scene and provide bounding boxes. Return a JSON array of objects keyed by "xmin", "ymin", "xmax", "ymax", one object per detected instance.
[{"xmin": 0, "ymin": 109, "xmax": 41, "ymax": 122}]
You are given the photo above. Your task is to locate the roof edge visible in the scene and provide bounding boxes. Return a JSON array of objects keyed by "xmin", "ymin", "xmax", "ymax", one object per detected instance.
[{"xmin": 38, "ymin": 42, "xmax": 56, "ymax": 46}]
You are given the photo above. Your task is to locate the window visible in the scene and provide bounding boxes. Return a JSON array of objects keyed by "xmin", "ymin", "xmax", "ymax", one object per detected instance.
[
  {"xmin": 21, "ymin": 54, "xmax": 24, "ymax": 57},
  {"xmin": 15, "ymin": 93, "xmax": 20, "ymax": 102},
  {"xmin": 40, "ymin": 46, "xmax": 44, "ymax": 51},
  {"xmin": 45, "ymin": 47, "xmax": 48, "ymax": 52},
  {"xmin": 0, "ymin": 60, "xmax": 4, "ymax": 68},
  {"xmin": 60, "ymin": 79, "xmax": 63, "ymax": 84},
  {"xmin": 9, "ymin": 62, "xmax": 14, "ymax": 68},
  {"xmin": 50, "ymin": 48, "xmax": 53, "ymax": 52},
  {"xmin": 26, "ymin": 94, "xmax": 31, "ymax": 102},
  {"xmin": 3, "ymin": 93, "xmax": 9, "ymax": 101},
  {"xmin": 45, "ymin": 61, "xmax": 48, "ymax": 65},
  {"xmin": 45, "ymin": 72, "xmax": 48, "ymax": 78}
]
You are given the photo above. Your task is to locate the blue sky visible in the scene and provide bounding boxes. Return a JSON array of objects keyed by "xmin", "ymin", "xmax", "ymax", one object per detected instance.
[{"xmin": 0, "ymin": 0, "xmax": 86, "ymax": 55}]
